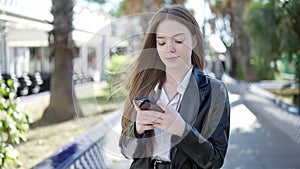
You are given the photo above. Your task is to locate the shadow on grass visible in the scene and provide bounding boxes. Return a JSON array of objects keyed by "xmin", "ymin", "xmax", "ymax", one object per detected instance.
[
  {"xmin": 30, "ymin": 95, "xmax": 117, "ymax": 129},
  {"xmin": 30, "ymin": 110, "xmax": 116, "ymax": 130}
]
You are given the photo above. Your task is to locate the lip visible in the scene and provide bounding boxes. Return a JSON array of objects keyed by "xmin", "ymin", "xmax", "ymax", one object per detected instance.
[{"xmin": 165, "ymin": 56, "xmax": 179, "ymax": 60}]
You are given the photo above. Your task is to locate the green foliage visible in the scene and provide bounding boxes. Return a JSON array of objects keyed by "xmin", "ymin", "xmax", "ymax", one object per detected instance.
[
  {"xmin": 236, "ymin": 65, "xmax": 245, "ymax": 80},
  {"xmin": 116, "ymin": 0, "xmax": 187, "ymax": 16},
  {"xmin": 0, "ymin": 79, "xmax": 30, "ymax": 168},
  {"xmin": 250, "ymin": 54, "xmax": 276, "ymax": 80},
  {"xmin": 105, "ymin": 54, "xmax": 134, "ymax": 102},
  {"xmin": 244, "ymin": 1, "xmax": 277, "ymax": 79},
  {"xmin": 279, "ymin": 0, "xmax": 300, "ymax": 55},
  {"xmin": 244, "ymin": 0, "xmax": 300, "ymax": 81}
]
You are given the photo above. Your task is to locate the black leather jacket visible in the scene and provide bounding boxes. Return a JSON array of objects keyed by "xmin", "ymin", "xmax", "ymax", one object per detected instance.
[{"xmin": 119, "ymin": 67, "xmax": 230, "ymax": 169}]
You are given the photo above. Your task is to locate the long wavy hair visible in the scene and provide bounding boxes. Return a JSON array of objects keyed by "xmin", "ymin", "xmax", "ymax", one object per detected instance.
[{"xmin": 121, "ymin": 4, "xmax": 204, "ymax": 134}]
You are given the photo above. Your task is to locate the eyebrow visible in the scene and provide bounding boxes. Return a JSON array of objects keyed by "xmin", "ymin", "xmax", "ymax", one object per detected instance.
[{"xmin": 156, "ymin": 33, "xmax": 185, "ymax": 39}]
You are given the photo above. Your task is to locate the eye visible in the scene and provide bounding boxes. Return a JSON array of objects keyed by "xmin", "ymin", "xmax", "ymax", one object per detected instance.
[
  {"xmin": 175, "ymin": 40, "xmax": 183, "ymax": 44},
  {"xmin": 157, "ymin": 41, "xmax": 166, "ymax": 46},
  {"xmin": 174, "ymin": 38, "xmax": 184, "ymax": 44}
]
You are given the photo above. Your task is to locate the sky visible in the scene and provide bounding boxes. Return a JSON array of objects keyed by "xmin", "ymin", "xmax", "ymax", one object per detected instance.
[{"xmin": 185, "ymin": 0, "xmax": 206, "ymax": 26}]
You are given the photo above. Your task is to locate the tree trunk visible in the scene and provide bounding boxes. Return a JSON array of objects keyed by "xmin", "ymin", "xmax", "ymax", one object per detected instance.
[
  {"xmin": 40, "ymin": 0, "xmax": 83, "ymax": 124},
  {"xmin": 230, "ymin": 0, "xmax": 255, "ymax": 81},
  {"xmin": 140, "ymin": 0, "xmax": 155, "ymax": 32},
  {"xmin": 228, "ymin": 46, "xmax": 238, "ymax": 77}
]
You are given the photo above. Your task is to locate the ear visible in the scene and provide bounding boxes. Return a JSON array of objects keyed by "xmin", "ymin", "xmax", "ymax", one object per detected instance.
[{"xmin": 192, "ymin": 35, "xmax": 197, "ymax": 49}]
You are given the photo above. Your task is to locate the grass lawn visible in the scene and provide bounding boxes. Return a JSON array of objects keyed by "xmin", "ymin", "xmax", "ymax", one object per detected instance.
[{"xmin": 10, "ymin": 82, "xmax": 119, "ymax": 169}]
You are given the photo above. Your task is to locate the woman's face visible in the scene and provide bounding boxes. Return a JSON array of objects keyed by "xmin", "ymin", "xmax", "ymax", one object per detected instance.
[{"xmin": 156, "ymin": 19, "xmax": 195, "ymax": 70}]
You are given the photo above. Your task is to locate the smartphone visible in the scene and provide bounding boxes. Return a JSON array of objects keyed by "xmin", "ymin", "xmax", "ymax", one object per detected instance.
[{"xmin": 134, "ymin": 96, "xmax": 164, "ymax": 112}]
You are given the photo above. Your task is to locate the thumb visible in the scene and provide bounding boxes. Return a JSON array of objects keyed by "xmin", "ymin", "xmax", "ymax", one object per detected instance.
[
  {"xmin": 132, "ymin": 100, "xmax": 141, "ymax": 111},
  {"xmin": 156, "ymin": 100, "xmax": 167, "ymax": 113}
]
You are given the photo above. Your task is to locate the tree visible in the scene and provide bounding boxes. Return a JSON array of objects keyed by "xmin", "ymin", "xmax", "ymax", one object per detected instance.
[
  {"xmin": 118, "ymin": 0, "xmax": 186, "ymax": 16},
  {"xmin": 40, "ymin": 0, "xmax": 83, "ymax": 124},
  {"xmin": 279, "ymin": 0, "xmax": 300, "ymax": 84},
  {"xmin": 208, "ymin": 0, "xmax": 255, "ymax": 81},
  {"xmin": 117, "ymin": 0, "xmax": 187, "ymax": 31},
  {"xmin": 244, "ymin": 0, "xmax": 300, "ymax": 78},
  {"xmin": 244, "ymin": 1, "xmax": 281, "ymax": 80},
  {"xmin": 244, "ymin": 0, "xmax": 300, "ymax": 105}
]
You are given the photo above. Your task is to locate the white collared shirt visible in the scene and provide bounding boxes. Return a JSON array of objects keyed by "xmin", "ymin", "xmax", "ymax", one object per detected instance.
[{"xmin": 152, "ymin": 67, "xmax": 193, "ymax": 161}]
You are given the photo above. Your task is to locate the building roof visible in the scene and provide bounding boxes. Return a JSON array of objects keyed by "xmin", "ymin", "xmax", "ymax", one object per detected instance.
[{"xmin": 0, "ymin": 0, "xmax": 113, "ymax": 47}]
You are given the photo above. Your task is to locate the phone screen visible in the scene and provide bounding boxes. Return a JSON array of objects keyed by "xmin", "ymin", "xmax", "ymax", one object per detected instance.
[{"xmin": 134, "ymin": 97, "xmax": 163, "ymax": 112}]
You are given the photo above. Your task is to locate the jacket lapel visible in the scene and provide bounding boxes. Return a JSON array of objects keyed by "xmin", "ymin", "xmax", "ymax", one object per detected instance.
[
  {"xmin": 178, "ymin": 67, "xmax": 209, "ymax": 125},
  {"xmin": 173, "ymin": 67, "xmax": 210, "ymax": 166},
  {"xmin": 178, "ymin": 76, "xmax": 199, "ymax": 125}
]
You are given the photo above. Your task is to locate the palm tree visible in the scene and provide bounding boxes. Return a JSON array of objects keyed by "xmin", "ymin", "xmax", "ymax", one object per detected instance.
[{"xmin": 40, "ymin": 0, "xmax": 83, "ymax": 124}]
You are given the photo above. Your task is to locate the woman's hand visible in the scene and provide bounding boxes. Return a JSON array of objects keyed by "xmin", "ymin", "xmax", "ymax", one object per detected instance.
[
  {"xmin": 132, "ymin": 100, "xmax": 159, "ymax": 134},
  {"xmin": 153, "ymin": 100, "xmax": 186, "ymax": 137},
  {"xmin": 133, "ymin": 100, "xmax": 186, "ymax": 136}
]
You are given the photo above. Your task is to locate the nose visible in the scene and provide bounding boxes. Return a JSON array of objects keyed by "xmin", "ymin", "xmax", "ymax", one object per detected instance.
[{"xmin": 166, "ymin": 41, "xmax": 176, "ymax": 53}]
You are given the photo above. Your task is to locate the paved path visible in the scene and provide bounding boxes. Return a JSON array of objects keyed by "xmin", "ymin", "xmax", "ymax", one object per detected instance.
[
  {"xmin": 223, "ymin": 78, "xmax": 300, "ymax": 169},
  {"xmin": 104, "ymin": 76, "xmax": 300, "ymax": 169}
]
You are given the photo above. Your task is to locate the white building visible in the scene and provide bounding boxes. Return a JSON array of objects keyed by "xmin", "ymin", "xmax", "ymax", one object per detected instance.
[{"xmin": 0, "ymin": 0, "xmax": 118, "ymax": 82}]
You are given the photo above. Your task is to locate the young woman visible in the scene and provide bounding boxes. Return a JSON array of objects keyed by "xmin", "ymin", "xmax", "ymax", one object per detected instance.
[{"xmin": 119, "ymin": 4, "xmax": 230, "ymax": 169}]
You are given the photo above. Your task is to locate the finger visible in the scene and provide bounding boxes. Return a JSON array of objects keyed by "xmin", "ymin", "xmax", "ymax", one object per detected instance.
[
  {"xmin": 152, "ymin": 123, "xmax": 162, "ymax": 129},
  {"xmin": 136, "ymin": 119, "xmax": 150, "ymax": 125},
  {"xmin": 153, "ymin": 118, "xmax": 163, "ymax": 124},
  {"xmin": 136, "ymin": 114, "xmax": 151, "ymax": 123},
  {"xmin": 136, "ymin": 124, "xmax": 154, "ymax": 134},
  {"xmin": 146, "ymin": 115, "xmax": 163, "ymax": 124},
  {"xmin": 142, "ymin": 110, "xmax": 164, "ymax": 119},
  {"xmin": 137, "ymin": 122, "xmax": 152, "ymax": 127},
  {"xmin": 143, "ymin": 124, "xmax": 154, "ymax": 130},
  {"xmin": 156, "ymin": 100, "xmax": 167, "ymax": 113},
  {"xmin": 137, "ymin": 113, "xmax": 159, "ymax": 123},
  {"xmin": 132, "ymin": 100, "xmax": 141, "ymax": 111}
]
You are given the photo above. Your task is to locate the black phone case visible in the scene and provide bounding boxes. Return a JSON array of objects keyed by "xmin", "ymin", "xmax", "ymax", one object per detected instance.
[{"xmin": 134, "ymin": 97, "xmax": 163, "ymax": 112}]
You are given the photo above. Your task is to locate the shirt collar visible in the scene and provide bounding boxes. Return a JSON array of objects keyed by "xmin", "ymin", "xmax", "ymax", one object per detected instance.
[
  {"xmin": 176, "ymin": 67, "xmax": 193, "ymax": 95},
  {"xmin": 154, "ymin": 66, "xmax": 193, "ymax": 95}
]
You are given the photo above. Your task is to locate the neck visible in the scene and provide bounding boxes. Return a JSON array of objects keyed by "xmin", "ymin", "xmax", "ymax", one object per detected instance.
[{"xmin": 165, "ymin": 66, "xmax": 191, "ymax": 85}]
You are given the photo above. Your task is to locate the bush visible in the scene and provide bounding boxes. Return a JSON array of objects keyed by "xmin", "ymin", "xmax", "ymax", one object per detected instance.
[
  {"xmin": 0, "ymin": 79, "xmax": 30, "ymax": 168},
  {"xmin": 105, "ymin": 54, "xmax": 133, "ymax": 102}
]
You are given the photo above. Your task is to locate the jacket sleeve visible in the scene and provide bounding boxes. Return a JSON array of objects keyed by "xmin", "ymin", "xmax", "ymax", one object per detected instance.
[
  {"xmin": 119, "ymin": 122, "xmax": 153, "ymax": 159},
  {"xmin": 171, "ymin": 81, "xmax": 230, "ymax": 169}
]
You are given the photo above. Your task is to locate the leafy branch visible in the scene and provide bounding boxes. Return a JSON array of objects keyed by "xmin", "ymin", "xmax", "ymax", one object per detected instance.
[{"xmin": 0, "ymin": 79, "xmax": 31, "ymax": 168}]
